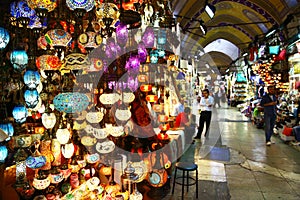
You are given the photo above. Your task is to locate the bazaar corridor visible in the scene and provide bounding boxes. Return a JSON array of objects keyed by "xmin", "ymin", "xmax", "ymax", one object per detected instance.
[{"xmin": 159, "ymin": 105, "xmax": 300, "ymax": 200}]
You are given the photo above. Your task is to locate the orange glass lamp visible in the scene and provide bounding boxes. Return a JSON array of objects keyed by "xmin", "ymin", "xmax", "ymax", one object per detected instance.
[
  {"xmin": 157, "ymin": 131, "xmax": 169, "ymax": 141},
  {"xmin": 140, "ymin": 84, "xmax": 152, "ymax": 92},
  {"xmin": 146, "ymin": 94, "xmax": 158, "ymax": 102},
  {"xmin": 158, "ymin": 115, "xmax": 168, "ymax": 123},
  {"xmin": 159, "ymin": 123, "xmax": 170, "ymax": 132}
]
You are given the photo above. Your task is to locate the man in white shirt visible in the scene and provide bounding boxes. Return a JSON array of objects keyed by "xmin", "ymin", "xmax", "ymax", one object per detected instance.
[{"xmin": 194, "ymin": 89, "xmax": 214, "ymax": 139}]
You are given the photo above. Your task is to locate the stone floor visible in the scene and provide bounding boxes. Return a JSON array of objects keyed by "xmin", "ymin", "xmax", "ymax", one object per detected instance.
[{"xmin": 159, "ymin": 104, "xmax": 300, "ymax": 200}]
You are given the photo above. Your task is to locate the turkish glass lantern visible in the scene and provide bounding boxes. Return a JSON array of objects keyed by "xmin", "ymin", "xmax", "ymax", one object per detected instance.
[
  {"xmin": 157, "ymin": 29, "xmax": 167, "ymax": 45},
  {"xmin": 125, "ymin": 55, "xmax": 140, "ymax": 75},
  {"xmin": 42, "ymin": 112, "xmax": 56, "ymax": 129},
  {"xmin": 10, "ymin": 49, "xmax": 28, "ymax": 71},
  {"xmin": 13, "ymin": 105, "xmax": 28, "ymax": 123},
  {"xmin": 36, "ymin": 54, "xmax": 62, "ymax": 70},
  {"xmin": 24, "ymin": 89, "xmax": 40, "ymax": 108},
  {"xmin": 24, "ymin": 70, "xmax": 41, "ymax": 89},
  {"xmin": 0, "ymin": 27, "xmax": 10, "ymax": 50},
  {"xmin": 26, "ymin": 0, "xmax": 57, "ymax": 12},
  {"xmin": 137, "ymin": 42, "xmax": 147, "ymax": 63},
  {"xmin": 0, "ymin": 123, "xmax": 14, "ymax": 141},
  {"xmin": 53, "ymin": 92, "xmax": 90, "ymax": 113},
  {"xmin": 66, "ymin": 0, "xmax": 95, "ymax": 11},
  {"xmin": 140, "ymin": 84, "xmax": 152, "ymax": 92},
  {"xmin": 116, "ymin": 22, "xmax": 128, "ymax": 47},
  {"xmin": 142, "ymin": 27, "xmax": 155, "ymax": 48},
  {"xmin": 146, "ymin": 95, "xmax": 158, "ymax": 103},
  {"xmin": 10, "ymin": 0, "xmax": 36, "ymax": 27},
  {"xmin": 62, "ymin": 53, "xmax": 90, "ymax": 71},
  {"xmin": 45, "ymin": 29, "xmax": 72, "ymax": 47},
  {"xmin": 157, "ymin": 49, "xmax": 165, "ymax": 58},
  {"xmin": 150, "ymin": 49, "xmax": 158, "ymax": 64},
  {"xmin": 0, "ymin": 145, "xmax": 8, "ymax": 163},
  {"xmin": 56, "ymin": 128, "xmax": 70, "ymax": 145}
]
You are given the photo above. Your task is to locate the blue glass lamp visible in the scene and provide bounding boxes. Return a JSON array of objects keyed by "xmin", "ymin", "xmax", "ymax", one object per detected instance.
[
  {"xmin": 0, "ymin": 145, "xmax": 8, "ymax": 163},
  {"xmin": 13, "ymin": 105, "xmax": 28, "ymax": 124},
  {"xmin": 24, "ymin": 70, "xmax": 41, "ymax": 89},
  {"xmin": 66, "ymin": 0, "xmax": 95, "ymax": 12},
  {"xmin": 0, "ymin": 123, "xmax": 14, "ymax": 141},
  {"xmin": 0, "ymin": 27, "xmax": 10, "ymax": 50},
  {"xmin": 150, "ymin": 49, "xmax": 159, "ymax": 64},
  {"xmin": 10, "ymin": 49, "xmax": 28, "ymax": 71},
  {"xmin": 24, "ymin": 89, "xmax": 40, "ymax": 109}
]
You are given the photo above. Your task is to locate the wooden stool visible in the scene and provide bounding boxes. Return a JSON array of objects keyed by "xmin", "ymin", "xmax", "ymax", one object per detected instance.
[{"xmin": 172, "ymin": 162, "xmax": 198, "ymax": 199}]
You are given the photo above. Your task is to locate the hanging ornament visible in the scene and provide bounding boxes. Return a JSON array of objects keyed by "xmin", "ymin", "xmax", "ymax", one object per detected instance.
[
  {"xmin": 142, "ymin": 27, "xmax": 155, "ymax": 48},
  {"xmin": 53, "ymin": 92, "xmax": 90, "ymax": 113},
  {"xmin": 13, "ymin": 105, "xmax": 28, "ymax": 124},
  {"xmin": 10, "ymin": 49, "xmax": 28, "ymax": 71},
  {"xmin": 0, "ymin": 27, "xmax": 10, "ymax": 50},
  {"xmin": 116, "ymin": 22, "xmax": 128, "ymax": 47},
  {"xmin": 24, "ymin": 89, "xmax": 40, "ymax": 108},
  {"xmin": 0, "ymin": 145, "xmax": 8, "ymax": 163}
]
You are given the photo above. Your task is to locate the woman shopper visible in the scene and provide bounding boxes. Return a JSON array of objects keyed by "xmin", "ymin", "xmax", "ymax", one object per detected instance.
[
  {"xmin": 260, "ymin": 85, "xmax": 277, "ymax": 146},
  {"xmin": 194, "ymin": 89, "xmax": 214, "ymax": 139}
]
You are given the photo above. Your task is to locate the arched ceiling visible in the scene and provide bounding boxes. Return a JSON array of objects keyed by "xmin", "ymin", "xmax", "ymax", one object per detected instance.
[{"xmin": 171, "ymin": 0, "xmax": 300, "ymax": 74}]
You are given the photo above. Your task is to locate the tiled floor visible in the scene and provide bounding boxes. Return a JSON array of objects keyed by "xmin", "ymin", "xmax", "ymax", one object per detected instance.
[{"xmin": 161, "ymin": 104, "xmax": 300, "ymax": 200}]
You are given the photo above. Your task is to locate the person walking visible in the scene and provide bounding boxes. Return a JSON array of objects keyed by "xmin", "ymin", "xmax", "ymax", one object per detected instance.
[
  {"xmin": 194, "ymin": 89, "xmax": 214, "ymax": 139},
  {"xmin": 260, "ymin": 85, "xmax": 277, "ymax": 146}
]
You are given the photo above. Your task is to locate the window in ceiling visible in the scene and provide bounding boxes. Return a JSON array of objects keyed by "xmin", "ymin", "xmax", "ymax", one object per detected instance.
[
  {"xmin": 243, "ymin": 9, "xmax": 268, "ymax": 33},
  {"xmin": 204, "ymin": 39, "xmax": 239, "ymax": 60},
  {"xmin": 286, "ymin": 0, "xmax": 298, "ymax": 7}
]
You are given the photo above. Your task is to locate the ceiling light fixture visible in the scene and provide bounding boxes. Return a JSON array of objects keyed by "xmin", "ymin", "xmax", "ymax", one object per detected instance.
[
  {"xmin": 205, "ymin": 2, "xmax": 216, "ymax": 19},
  {"xmin": 199, "ymin": 20, "xmax": 207, "ymax": 35}
]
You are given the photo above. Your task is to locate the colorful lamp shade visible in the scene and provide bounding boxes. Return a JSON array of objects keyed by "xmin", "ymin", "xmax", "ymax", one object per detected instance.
[
  {"xmin": 157, "ymin": 49, "xmax": 165, "ymax": 58},
  {"xmin": 150, "ymin": 49, "xmax": 158, "ymax": 64},
  {"xmin": 45, "ymin": 29, "xmax": 72, "ymax": 47},
  {"xmin": 42, "ymin": 112, "xmax": 56, "ymax": 129},
  {"xmin": 56, "ymin": 128, "xmax": 70, "ymax": 145},
  {"xmin": 10, "ymin": 0, "xmax": 35, "ymax": 19},
  {"xmin": 24, "ymin": 70, "xmax": 41, "ymax": 89},
  {"xmin": 13, "ymin": 105, "xmax": 28, "ymax": 123},
  {"xmin": 99, "ymin": 93, "xmax": 120, "ymax": 105},
  {"xmin": 25, "ymin": 155, "xmax": 47, "ymax": 169},
  {"xmin": 158, "ymin": 115, "xmax": 168, "ymax": 123},
  {"xmin": 125, "ymin": 55, "xmax": 140, "ymax": 75},
  {"xmin": 138, "ymin": 42, "xmax": 147, "ymax": 63},
  {"xmin": 0, "ymin": 123, "xmax": 14, "ymax": 141},
  {"xmin": 157, "ymin": 29, "xmax": 167, "ymax": 45},
  {"xmin": 24, "ymin": 89, "xmax": 40, "ymax": 109},
  {"xmin": 95, "ymin": 2, "xmax": 120, "ymax": 27},
  {"xmin": 0, "ymin": 27, "xmax": 10, "ymax": 50},
  {"xmin": 140, "ymin": 84, "xmax": 152, "ymax": 92},
  {"xmin": 66, "ymin": 0, "xmax": 95, "ymax": 12},
  {"xmin": 0, "ymin": 145, "xmax": 8, "ymax": 163},
  {"xmin": 146, "ymin": 94, "xmax": 158, "ymax": 102},
  {"xmin": 142, "ymin": 27, "xmax": 155, "ymax": 48},
  {"xmin": 26, "ymin": 0, "xmax": 57, "ymax": 12},
  {"xmin": 53, "ymin": 92, "xmax": 90, "ymax": 113},
  {"xmin": 36, "ymin": 54, "xmax": 62, "ymax": 70},
  {"xmin": 62, "ymin": 53, "xmax": 90, "ymax": 71},
  {"xmin": 78, "ymin": 31, "xmax": 101, "ymax": 50},
  {"xmin": 116, "ymin": 22, "xmax": 128, "ymax": 47},
  {"xmin": 10, "ymin": 49, "xmax": 28, "ymax": 71}
]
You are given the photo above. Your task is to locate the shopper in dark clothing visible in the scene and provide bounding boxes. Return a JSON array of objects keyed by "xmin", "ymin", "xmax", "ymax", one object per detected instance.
[{"xmin": 260, "ymin": 85, "xmax": 277, "ymax": 146}]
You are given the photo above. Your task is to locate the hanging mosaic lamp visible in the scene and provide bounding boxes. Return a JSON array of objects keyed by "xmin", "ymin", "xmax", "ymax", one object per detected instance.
[
  {"xmin": 146, "ymin": 94, "xmax": 158, "ymax": 102},
  {"xmin": 62, "ymin": 53, "xmax": 90, "ymax": 71},
  {"xmin": 10, "ymin": 0, "xmax": 36, "ymax": 27},
  {"xmin": 66, "ymin": 0, "xmax": 95, "ymax": 12},
  {"xmin": 0, "ymin": 145, "xmax": 8, "ymax": 163},
  {"xmin": 53, "ymin": 92, "xmax": 90, "ymax": 113},
  {"xmin": 45, "ymin": 29, "xmax": 72, "ymax": 47},
  {"xmin": 95, "ymin": 2, "xmax": 120, "ymax": 28},
  {"xmin": 26, "ymin": 0, "xmax": 57, "ymax": 12},
  {"xmin": 56, "ymin": 128, "xmax": 70, "ymax": 145},
  {"xmin": 0, "ymin": 123, "xmax": 14, "ymax": 141},
  {"xmin": 157, "ymin": 29, "xmax": 167, "ymax": 45},
  {"xmin": 42, "ymin": 112, "xmax": 56, "ymax": 129},
  {"xmin": 0, "ymin": 27, "xmax": 10, "ymax": 50},
  {"xmin": 137, "ymin": 42, "xmax": 147, "ymax": 63},
  {"xmin": 10, "ymin": 49, "xmax": 28, "ymax": 71},
  {"xmin": 142, "ymin": 27, "xmax": 155, "ymax": 48},
  {"xmin": 24, "ymin": 89, "xmax": 40, "ymax": 109},
  {"xmin": 13, "ymin": 105, "xmax": 28, "ymax": 123},
  {"xmin": 125, "ymin": 55, "xmax": 140, "ymax": 75},
  {"xmin": 150, "ymin": 49, "xmax": 158, "ymax": 64},
  {"xmin": 116, "ymin": 22, "xmax": 128, "ymax": 47},
  {"xmin": 140, "ymin": 84, "xmax": 152, "ymax": 92},
  {"xmin": 24, "ymin": 70, "xmax": 41, "ymax": 89},
  {"xmin": 36, "ymin": 54, "xmax": 62, "ymax": 70}
]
